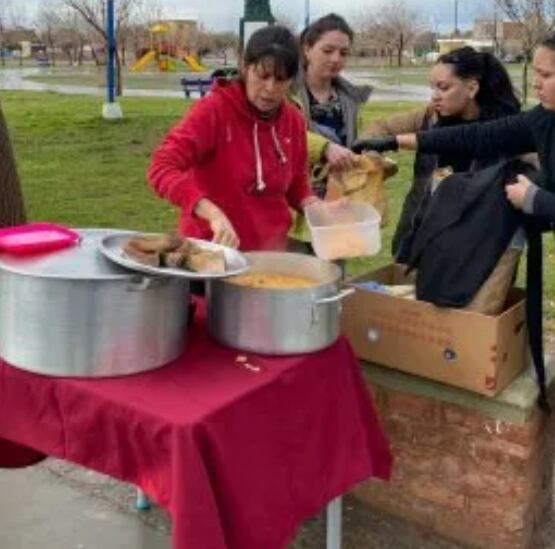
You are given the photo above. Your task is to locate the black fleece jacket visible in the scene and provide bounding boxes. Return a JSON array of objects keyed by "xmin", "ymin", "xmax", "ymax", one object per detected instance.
[{"xmin": 417, "ymin": 105, "xmax": 555, "ymax": 220}]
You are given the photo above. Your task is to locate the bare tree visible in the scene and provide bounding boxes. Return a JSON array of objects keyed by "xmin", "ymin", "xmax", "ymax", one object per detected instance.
[
  {"xmin": 62, "ymin": 0, "xmax": 137, "ymax": 95},
  {"xmin": 377, "ymin": 0, "xmax": 422, "ymax": 66},
  {"xmin": 35, "ymin": 4, "xmax": 65, "ymax": 67},
  {"xmin": 57, "ymin": 12, "xmax": 90, "ymax": 66},
  {"xmin": 0, "ymin": 0, "xmax": 9, "ymax": 67},
  {"xmin": 495, "ymin": 0, "xmax": 555, "ymax": 103},
  {"xmin": 353, "ymin": 0, "xmax": 422, "ymax": 65},
  {"xmin": 1, "ymin": 0, "xmax": 32, "ymax": 67}
]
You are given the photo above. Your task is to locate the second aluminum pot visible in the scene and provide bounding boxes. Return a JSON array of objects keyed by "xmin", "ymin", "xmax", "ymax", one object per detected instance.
[
  {"xmin": 0, "ymin": 229, "xmax": 189, "ymax": 377},
  {"xmin": 206, "ymin": 252, "xmax": 354, "ymax": 355}
]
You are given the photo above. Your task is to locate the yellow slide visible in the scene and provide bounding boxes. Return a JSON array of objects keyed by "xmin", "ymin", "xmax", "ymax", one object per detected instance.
[
  {"xmin": 183, "ymin": 54, "xmax": 205, "ymax": 72},
  {"xmin": 130, "ymin": 50, "xmax": 156, "ymax": 72}
]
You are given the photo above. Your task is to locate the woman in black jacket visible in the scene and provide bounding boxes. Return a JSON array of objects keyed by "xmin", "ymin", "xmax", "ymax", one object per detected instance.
[
  {"xmin": 354, "ymin": 33, "xmax": 555, "ymax": 407},
  {"xmin": 360, "ymin": 46, "xmax": 521, "ymax": 260},
  {"xmin": 355, "ymin": 32, "xmax": 555, "ymax": 220}
]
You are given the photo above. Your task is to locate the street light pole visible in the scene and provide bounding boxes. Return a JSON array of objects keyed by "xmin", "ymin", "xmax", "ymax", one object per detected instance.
[
  {"xmin": 304, "ymin": 0, "xmax": 310, "ymax": 28},
  {"xmin": 454, "ymin": 0, "xmax": 459, "ymax": 36},
  {"xmin": 102, "ymin": 0, "xmax": 123, "ymax": 119}
]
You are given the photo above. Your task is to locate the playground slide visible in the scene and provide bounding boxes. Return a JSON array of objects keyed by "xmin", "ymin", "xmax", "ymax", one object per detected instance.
[
  {"xmin": 130, "ymin": 50, "xmax": 156, "ymax": 72},
  {"xmin": 183, "ymin": 54, "xmax": 205, "ymax": 72}
]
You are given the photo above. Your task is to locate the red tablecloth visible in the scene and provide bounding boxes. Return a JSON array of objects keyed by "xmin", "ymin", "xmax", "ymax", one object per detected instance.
[{"xmin": 0, "ymin": 305, "xmax": 391, "ymax": 549}]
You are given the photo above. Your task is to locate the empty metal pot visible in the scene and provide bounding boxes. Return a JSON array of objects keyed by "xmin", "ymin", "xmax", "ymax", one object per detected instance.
[
  {"xmin": 0, "ymin": 229, "xmax": 189, "ymax": 377},
  {"xmin": 206, "ymin": 252, "xmax": 353, "ymax": 355}
]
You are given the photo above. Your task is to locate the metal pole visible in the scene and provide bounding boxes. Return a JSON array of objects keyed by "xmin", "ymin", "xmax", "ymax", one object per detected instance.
[
  {"xmin": 102, "ymin": 0, "xmax": 122, "ymax": 119},
  {"xmin": 326, "ymin": 497, "xmax": 342, "ymax": 549},
  {"xmin": 454, "ymin": 0, "xmax": 459, "ymax": 36},
  {"xmin": 304, "ymin": 0, "xmax": 310, "ymax": 27},
  {"xmin": 106, "ymin": 0, "xmax": 115, "ymax": 103}
]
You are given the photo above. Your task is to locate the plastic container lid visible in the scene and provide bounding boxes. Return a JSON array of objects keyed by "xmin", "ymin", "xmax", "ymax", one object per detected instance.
[
  {"xmin": 0, "ymin": 228, "xmax": 133, "ymax": 279},
  {"xmin": 0, "ymin": 223, "xmax": 79, "ymax": 255}
]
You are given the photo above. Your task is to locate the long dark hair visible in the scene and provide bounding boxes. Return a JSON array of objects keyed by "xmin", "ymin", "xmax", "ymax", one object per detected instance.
[
  {"xmin": 437, "ymin": 46, "xmax": 521, "ymax": 119},
  {"xmin": 300, "ymin": 13, "xmax": 354, "ymax": 49},
  {"xmin": 242, "ymin": 25, "xmax": 299, "ymax": 80}
]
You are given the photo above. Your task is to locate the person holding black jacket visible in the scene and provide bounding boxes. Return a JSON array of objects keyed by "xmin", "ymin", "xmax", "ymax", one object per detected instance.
[
  {"xmin": 353, "ymin": 32, "xmax": 555, "ymax": 409},
  {"xmin": 358, "ymin": 46, "xmax": 520, "ymax": 261},
  {"xmin": 353, "ymin": 34, "xmax": 555, "ymax": 221}
]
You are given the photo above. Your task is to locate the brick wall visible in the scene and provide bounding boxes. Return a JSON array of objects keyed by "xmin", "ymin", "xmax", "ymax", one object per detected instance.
[{"xmin": 354, "ymin": 380, "xmax": 555, "ymax": 549}]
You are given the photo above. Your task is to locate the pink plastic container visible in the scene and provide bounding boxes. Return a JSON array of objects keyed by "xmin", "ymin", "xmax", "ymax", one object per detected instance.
[{"xmin": 0, "ymin": 223, "xmax": 79, "ymax": 254}]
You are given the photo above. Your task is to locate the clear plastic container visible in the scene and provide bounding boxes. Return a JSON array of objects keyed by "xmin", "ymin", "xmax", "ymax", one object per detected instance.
[{"xmin": 305, "ymin": 201, "xmax": 381, "ymax": 260}]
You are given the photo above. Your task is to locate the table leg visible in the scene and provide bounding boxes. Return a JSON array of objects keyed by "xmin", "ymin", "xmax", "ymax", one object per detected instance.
[
  {"xmin": 135, "ymin": 487, "xmax": 151, "ymax": 511},
  {"xmin": 326, "ymin": 496, "xmax": 342, "ymax": 549}
]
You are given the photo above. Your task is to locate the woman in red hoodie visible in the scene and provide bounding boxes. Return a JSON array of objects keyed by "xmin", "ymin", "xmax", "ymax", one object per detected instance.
[{"xmin": 148, "ymin": 25, "xmax": 317, "ymax": 251}]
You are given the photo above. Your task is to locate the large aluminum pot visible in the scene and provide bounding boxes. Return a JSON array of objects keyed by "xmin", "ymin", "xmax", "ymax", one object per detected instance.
[
  {"xmin": 0, "ymin": 229, "xmax": 189, "ymax": 377},
  {"xmin": 206, "ymin": 252, "xmax": 354, "ymax": 355}
]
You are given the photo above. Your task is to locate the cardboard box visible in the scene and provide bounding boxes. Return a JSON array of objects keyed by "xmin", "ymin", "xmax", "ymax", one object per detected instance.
[{"xmin": 341, "ymin": 264, "xmax": 527, "ymax": 396}]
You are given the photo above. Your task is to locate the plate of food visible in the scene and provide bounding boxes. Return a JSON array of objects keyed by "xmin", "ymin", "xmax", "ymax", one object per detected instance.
[{"xmin": 99, "ymin": 231, "xmax": 249, "ymax": 279}]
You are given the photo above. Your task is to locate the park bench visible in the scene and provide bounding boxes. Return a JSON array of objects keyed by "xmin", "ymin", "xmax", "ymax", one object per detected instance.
[{"xmin": 180, "ymin": 67, "xmax": 238, "ymax": 98}]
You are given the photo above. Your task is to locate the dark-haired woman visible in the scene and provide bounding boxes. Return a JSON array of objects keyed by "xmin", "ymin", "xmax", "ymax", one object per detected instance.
[
  {"xmin": 358, "ymin": 46, "xmax": 521, "ymax": 260},
  {"xmin": 355, "ymin": 35, "xmax": 555, "ymax": 407},
  {"xmin": 374, "ymin": 37, "xmax": 555, "ymax": 223},
  {"xmin": 289, "ymin": 13, "xmax": 370, "ymax": 244},
  {"xmin": 296, "ymin": 12, "xmax": 370, "ymax": 181},
  {"xmin": 148, "ymin": 25, "xmax": 317, "ymax": 251}
]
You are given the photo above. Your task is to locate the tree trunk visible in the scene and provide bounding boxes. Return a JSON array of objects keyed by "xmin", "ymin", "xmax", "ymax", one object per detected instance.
[
  {"xmin": 120, "ymin": 40, "xmax": 126, "ymax": 66},
  {"xmin": 91, "ymin": 46, "xmax": 99, "ymax": 66},
  {"xmin": 115, "ymin": 48, "xmax": 123, "ymax": 97},
  {"xmin": 0, "ymin": 104, "xmax": 27, "ymax": 226},
  {"xmin": 397, "ymin": 34, "xmax": 404, "ymax": 67}
]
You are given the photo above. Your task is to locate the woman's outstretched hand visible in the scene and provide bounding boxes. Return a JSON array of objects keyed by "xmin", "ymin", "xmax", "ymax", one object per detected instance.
[
  {"xmin": 324, "ymin": 143, "xmax": 358, "ymax": 170},
  {"xmin": 194, "ymin": 198, "xmax": 240, "ymax": 249}
]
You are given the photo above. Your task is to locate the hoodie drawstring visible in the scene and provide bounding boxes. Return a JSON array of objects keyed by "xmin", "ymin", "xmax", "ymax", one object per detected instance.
[
  {"xmin": 253, "ymin": 123, "xmax": 266, "ymax": 192},
  {"xmin": 271, "ymin": 126, "xmax": 287, "ymax": 165},
  {"xmin": 252, "ymin": 123, "xmax": 288, "ymax": 193}
]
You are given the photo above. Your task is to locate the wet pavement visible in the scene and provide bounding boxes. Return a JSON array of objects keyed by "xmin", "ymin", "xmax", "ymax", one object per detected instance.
[
  {"xmin": 1, "ymin": 456, "xmax": 553, "ymax": 549},
  {"xmin": 0, "ymin": 67, "xmax": 430, "ymax": 102}
]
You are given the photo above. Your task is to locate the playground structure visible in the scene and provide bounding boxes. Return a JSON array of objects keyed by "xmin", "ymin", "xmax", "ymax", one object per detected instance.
[{"xmin": 131, "ymin": 23, "xmax": 205, "ymax": 73}]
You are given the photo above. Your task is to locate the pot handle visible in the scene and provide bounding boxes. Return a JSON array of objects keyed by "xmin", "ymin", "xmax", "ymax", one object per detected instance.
[
  {"xmin": 313, "ymin": 287, "xmax": 355, "ymax": 306},
  {"xmin": 126, "ymin": 275, "xmax": 166, "ymax": 291}
]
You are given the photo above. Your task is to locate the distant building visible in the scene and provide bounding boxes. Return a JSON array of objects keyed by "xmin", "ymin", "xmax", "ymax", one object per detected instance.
[
  {"xmin": 2, "ymin": 27, "xmax": 42, "ymax": 58},
  {"xmin": 473, "ymin": 19, "xmax": 523, "ymax": 56},
  {"xmin": 436, "ymin": 20, "xmax": 523, "ymax": 57},
  {"xmin": 436, "ymin": 37, "xmax": 494, "ymax": 55}
]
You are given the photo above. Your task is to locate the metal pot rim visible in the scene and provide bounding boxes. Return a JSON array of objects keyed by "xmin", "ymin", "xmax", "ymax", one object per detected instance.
[{"xmin": 0, "ymin": 262, "xmax": 136, "ymax": 281}]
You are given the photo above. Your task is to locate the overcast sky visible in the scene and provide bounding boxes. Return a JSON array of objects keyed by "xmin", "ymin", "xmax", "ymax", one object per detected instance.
[{"xmin": 14, "ymin": 0, "xmax": 497, "ymax": 32}]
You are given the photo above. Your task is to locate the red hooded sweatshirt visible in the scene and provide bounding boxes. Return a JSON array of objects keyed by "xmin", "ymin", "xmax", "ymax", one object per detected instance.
[{"xmin": 147, "ymin": 80, "xmax": 312, "ymax": 251}]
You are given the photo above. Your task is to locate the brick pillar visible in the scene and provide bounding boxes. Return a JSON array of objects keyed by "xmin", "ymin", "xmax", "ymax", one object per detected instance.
[{"xmin": 354, "ymin": 364, "xmax": 555, "ymax": 549}]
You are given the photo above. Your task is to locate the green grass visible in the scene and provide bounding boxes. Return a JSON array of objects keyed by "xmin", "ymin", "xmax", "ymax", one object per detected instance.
[{"xmin": 2, "ymin": 90, "xmax": 555, "ymax": 324}]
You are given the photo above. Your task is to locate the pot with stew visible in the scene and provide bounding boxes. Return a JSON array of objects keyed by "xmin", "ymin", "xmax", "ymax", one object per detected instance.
[{"xmin": 206, "ymin": 252, "xmax": 353, "ymax": 354}]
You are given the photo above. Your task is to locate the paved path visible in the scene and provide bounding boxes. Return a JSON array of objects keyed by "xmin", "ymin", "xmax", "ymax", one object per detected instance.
[
  {"xmin": 1, "ymin": 456, "xmax": 553, "ymax": 548},
  {"xmin": 0, "ymin": 68, "xmax": 430, "ymax": 102}
]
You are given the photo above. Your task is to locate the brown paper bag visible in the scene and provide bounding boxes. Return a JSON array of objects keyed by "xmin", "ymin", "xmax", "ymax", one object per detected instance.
[{"xmin": 324, "ymin": 152, "xmax": 397, "ymax": 226}]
